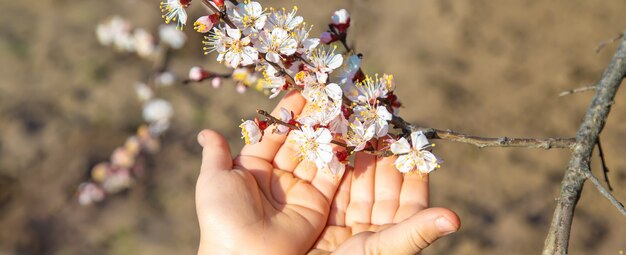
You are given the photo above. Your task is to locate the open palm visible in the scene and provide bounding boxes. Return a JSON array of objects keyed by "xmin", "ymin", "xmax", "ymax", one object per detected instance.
[
  {"xmin": 196, "ymin": 91, "xmax": 344, "ymax": 254},
  {"xmin": 310, "ymin": 141, "xmax": 459, "ymax": 254}
]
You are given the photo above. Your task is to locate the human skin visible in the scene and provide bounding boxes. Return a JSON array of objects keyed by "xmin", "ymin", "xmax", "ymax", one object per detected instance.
[{"xmin": 195, "ymin": 91, "xmax": 460, "ymax": 254}]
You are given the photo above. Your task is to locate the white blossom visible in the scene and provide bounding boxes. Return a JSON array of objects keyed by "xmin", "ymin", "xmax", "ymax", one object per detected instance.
[
  {"xmin": 160, "ymin": 0, "xmax": 190, "ymax": 30},
  {"xmin": 133, "ymin": 28, "xmax": 156, "ymax": 58},
  {"xmin": 291, "ymin": 126, "xmax": 334, "ymax": 170},
  {"xmin": 258, "ymin": 63, "xmax": 287, "ymax": 99},
  {"xmin": 265, "ymin": 7, "xmax": 304, "ymax": 32},
  {"xmin": 353, "ymin": 105, "xmax": 392, "ymax": 138},
  {"xmin": 344, "ymin": 74, "xmax": 392, "ymax": 104},
  {"xmin": 306, "ymin": 46, "xmax": 343, "ymax": 83},
  {"xmin": 257, "ymin": 28, "xmax": 298, "ymax": 63},
  {"xmin": 240, "ymin": 120, "xmax": 262, "ymax": 144},
  {"xmin": 134, "ymin": 82, "xmax": 153, "ymax": 102},
  {"xmin": 228, "ymin": 1, "xmax": 267, "ymax": 35},
  {"xmin": 345, "ymin": 120, "xmax": 375, "ymax": 151},
  {"xmin": 143, "ymin": 99, "xmax": 174, "ymax": 124},
  {"xmin": 390, "ymin": 131, "xmax": 439, "ymax": 174},
  {"xmin": 210, "ymin": 28, "xmax": 258, "ymax": 68},
  {"xmin": 156, "ymin": 71, "xmax": 176, "ymax": 86},
  {"xmin": 96, "ymin": 16, "xmax": 134, "ymax": 52},
  {"xmin": 299, "ymin": 82, "xmax": 343, "ymax": 126},
  {"xmin": 292, "ymin": 25, "xmax": 320, "ymax": 54},
  {"xmin": 159, "ymin": 24, "xmax": 187, "ymax": 49}
]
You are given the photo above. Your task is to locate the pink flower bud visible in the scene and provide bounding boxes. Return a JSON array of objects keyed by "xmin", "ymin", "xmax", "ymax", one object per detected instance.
[
  {"xmin": 211, "ymin": 77, "xmax": 222, "ymax": 88},
  {"xmin": 189, "ymin": 66, "xmax": 210, "ymax": 81},
  {"xmin": 331, "ymin": 9, "xmax": 351, "ymax": 33},
  {"xmin": 236, "ymin": 83, "xmax": 247, "ymax": 94},
  {"xmin": 78, "ymin": 182, "xmax": 106, "ymax": 205},
  {"xmin": 180, "ymin": 0, "xmax": 192, "ymax": 8},
  {"xmin": 193, "ymin": 14, "xmax": 220, "ymax": 33},
  {"xmin": 111, "ymin": 147, "xmax": 135, "ymax": 168},
  {"xmin": 212, "ymin": 0, "xmax": 224, "ymax": 8},
  {"xmin": 320, "ymin": 31, "xmax": 336, "ymax": 44},
  {"xmin": 332, "ymin": 9, "xmax": 350, "ymax": 24}
]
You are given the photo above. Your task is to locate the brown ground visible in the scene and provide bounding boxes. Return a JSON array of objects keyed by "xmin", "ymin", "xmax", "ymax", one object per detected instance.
[{"xmin": 1, "ymin": 0, "xmax": 626, "ymax": 254}]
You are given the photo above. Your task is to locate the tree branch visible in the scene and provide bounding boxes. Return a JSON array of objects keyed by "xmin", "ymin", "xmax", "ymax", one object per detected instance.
[
  {"xmin": 543, "ymin": 30, "xmax": 626, "ymax": 255},
  {"xmin": 584, "ymin": 170, "xmax": 626, "ymax": 217}
]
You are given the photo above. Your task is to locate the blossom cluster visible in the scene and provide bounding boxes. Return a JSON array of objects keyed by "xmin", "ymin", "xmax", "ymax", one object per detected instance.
[{"xmin": 164, "ymin": 0, "xmax": 441, "ymax": 176}]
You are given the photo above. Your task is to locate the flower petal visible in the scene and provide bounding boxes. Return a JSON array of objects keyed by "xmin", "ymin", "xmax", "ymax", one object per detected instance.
[
  {"xmin": 327, "ymin": 54, "xmax": 344, "ymax": 70},
  {"xmin": 411, "ymin": 131, "xmax": 429, "ymax": 149},
  {"xmin": 226, "ymin": 28, "xmax": 241, "ymax": 40},
  {"xmin": 315, "ymin": 128, "xmax": 333, "ymax": 144},
  {"xmin": 394, "ymin": 155, "xmax": 415, "ymax": 173},
  {"xmin": 325, "ymin": 83, "xmax": 343, "ymax": 101},
  {"xmin": 390, "ymin": 138, "xmax": 411, "ymax": 154}
]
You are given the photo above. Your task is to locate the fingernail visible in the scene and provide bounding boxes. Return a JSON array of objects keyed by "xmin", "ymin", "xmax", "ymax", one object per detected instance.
[
  {"xmin": 435, "ymin": 217, "xmax": 457, "ymax": 236},
  {"xmin": 197, "ymin": 132, "xmax": 206, "ymax": 146}
]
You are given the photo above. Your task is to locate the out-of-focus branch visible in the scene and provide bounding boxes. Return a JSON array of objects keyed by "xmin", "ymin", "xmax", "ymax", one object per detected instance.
[
  {"xmin": 543, "ymin": 30, "xmax": 626, "ymax": 255},
  {"xmin": 558, "ymin": 85, "xmax": 596, "ymax": 97},
  {"xmin": 390, "ymin": 116, "xmax": 575, "ymax": 149},
  {"xmin": 595, "ymin": 33, "xmax": 624, "ymax": 53}
]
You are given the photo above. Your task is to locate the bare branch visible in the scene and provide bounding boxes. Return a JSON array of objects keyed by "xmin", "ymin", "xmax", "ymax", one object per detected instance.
[
  {"xmin": 390, "ymin": 116, "xmax": 575, "ymax": 150},
  {"xmin": 543, "ymin": 30, "xmax": 626, "ymax": 255},
  {"xmin": 584, "ymin": 170, "xmax": 626, "ymax": 216},
  {"xmin": 256, "ymin": 109, "xmax": 299, "ymax": 130},
  {"xmin": 558, "ymin": 86, "xmax": 596, "ymax": 97}
]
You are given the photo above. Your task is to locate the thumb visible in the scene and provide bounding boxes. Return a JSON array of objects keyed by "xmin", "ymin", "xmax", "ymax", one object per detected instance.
[
  {"xmin": 197, "ymin": 129, "xmax": 233, "ymax": 172},
  {"xmin": 367, "ymin": 207, "xmax": 460, "ymax": 254}
]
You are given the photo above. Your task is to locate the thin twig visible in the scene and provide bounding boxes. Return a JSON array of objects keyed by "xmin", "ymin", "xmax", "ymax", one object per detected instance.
[
  {"xmin": 584, "ymin": 171, "xmax": 626, "ymax": 216},
  {"xmin": 595, "ymin": 33, "xmax": 624, "ymax": 54},
  {"xmin": 256, "ymin": 109, "xmax": 299, "ymax": 130},
  {"xmin": 558, "ymin": 86, "xmax": 596, "ymax": 97},
  {"xmin": 596, "ymin": 137, "xmax": 613, "ymax": 191},
  {"xmin": 543, "ymin": 30, "xmax": 626, "ymax": 255},
  {"xmin": 338, "ymin": 34, "xmax": 351, "ymax": 54},
  {"xmin": 390, "ymin": 116, "xmax": 575, "ymax": 150},
  {"xmin": 182, "ymin": 72, "xmax": 232, "ymax": 85}
]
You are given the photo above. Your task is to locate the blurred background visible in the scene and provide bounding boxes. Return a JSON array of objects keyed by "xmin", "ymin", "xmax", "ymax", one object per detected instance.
[{"xmin": 1, "ymin": 0, "xmax": 626, "ymax": 254}]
